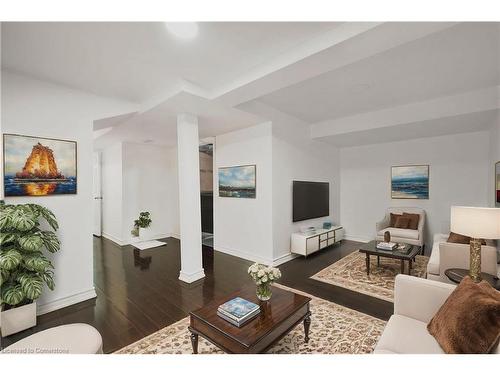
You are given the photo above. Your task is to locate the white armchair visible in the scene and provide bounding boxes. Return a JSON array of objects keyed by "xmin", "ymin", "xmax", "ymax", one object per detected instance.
[
  {"xmin": 376, "ymin": 207, "xmax": 426, "ymax": 250},
  {"xmin": 374, "ymin": 275, "xmax": 500, "ymax": 354},
  {"xmin": 427, "ymin": 233, "xmax": 498, "ymax": 283}
]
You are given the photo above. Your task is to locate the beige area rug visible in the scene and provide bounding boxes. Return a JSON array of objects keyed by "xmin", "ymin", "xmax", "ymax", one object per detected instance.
[
  {"xmin": 115, "ymin": 285, "xmax": 386, "ymax": 354},
  {"xmin": 310, "ymin": 250, "xmax": 429, "ymax": 302}
]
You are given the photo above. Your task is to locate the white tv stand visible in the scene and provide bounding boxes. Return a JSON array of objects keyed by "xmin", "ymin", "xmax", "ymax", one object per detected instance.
[{"xmin": 291, "ymin": 226, "xmax": 344, "ymax": 257}]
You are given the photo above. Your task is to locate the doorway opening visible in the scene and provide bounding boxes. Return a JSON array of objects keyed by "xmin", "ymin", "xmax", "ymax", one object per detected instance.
[{"xmin": 199, "ymin": 143, "xmax": 213, "ymax": 248}]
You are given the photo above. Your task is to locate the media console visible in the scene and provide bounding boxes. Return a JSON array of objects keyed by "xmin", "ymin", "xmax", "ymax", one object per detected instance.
[{"xmin": 291, "ymin": 226, "xmax": 344, "ymax": 257}]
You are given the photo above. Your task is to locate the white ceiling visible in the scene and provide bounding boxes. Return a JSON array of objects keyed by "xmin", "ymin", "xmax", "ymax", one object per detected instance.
[
  {"xmin": 1, "ymin": 22, "xmax": 338, "ymax": 103},
  {"xmin": 2, "ymin": 22, "xmax": 499, "ymax": 148},
  {"xmin": 93, "ymin": 92, "xmax": 264, "ymax": 149},
  {"xmin": 259, "ymin": 23, "xmax": 500, "ymax": 123}
]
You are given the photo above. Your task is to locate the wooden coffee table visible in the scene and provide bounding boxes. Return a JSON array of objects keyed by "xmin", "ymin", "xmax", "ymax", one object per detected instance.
[
  {"xmin": 358, "ymin": 240, "xmax": 420, "ymax": 275},
  {"xmin": 188, "ymin": 286, "xmax": 311, "ymax": 354}
]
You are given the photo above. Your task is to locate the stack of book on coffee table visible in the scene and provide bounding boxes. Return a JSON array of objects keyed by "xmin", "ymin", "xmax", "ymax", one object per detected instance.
[
  {"xmin": 376, "ymin": 241, "xmax": 397, "ymax": 250},
  {"xmin": 217, "ymin": 297, "xmax": 261, "ymax": 327}
]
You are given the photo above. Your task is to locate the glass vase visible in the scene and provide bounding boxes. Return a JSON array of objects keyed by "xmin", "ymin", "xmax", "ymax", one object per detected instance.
[{"xmin": 256, "ymin": 283, "xmax": 272, "ymax": 301}]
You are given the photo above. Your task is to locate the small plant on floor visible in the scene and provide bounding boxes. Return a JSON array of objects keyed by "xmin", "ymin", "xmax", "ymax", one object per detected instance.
[
  {"xmin": 0, "ymin": 201, "xmax": 60, "ymax": 309},
  {"xmin": 131, "ymin": 211, "xmax": 152, "ymax": 236},
  {"xmin": 248, "ymin": 263, "xmax": 281, "ymax": 301}
]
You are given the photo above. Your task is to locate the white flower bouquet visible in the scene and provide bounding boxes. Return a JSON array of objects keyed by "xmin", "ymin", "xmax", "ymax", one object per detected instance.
[{"xmin": 248, "ymin": 263, "xmax": 282, "ymax": 301}]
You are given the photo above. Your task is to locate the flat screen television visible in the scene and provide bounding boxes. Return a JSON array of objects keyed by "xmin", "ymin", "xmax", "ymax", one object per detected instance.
[{"xmin": 292, "ymin": 181, "xmax": 329, "ymax": 222}]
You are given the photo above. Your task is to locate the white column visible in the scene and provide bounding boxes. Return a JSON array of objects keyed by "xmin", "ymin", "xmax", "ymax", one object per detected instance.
[{"xmin": 177, "ymin": 113, "xmax": 205, "ymax": 283}]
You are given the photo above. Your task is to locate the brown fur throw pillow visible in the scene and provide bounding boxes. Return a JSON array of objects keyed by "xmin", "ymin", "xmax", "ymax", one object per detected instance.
[
  {"xmin": 447, "ymin": 232, "xmax": 486, "ymax": 245},
  {"xmin": 427, "ymin": 276, "xmax": 500, "ymax": 353},
  {"xmin": 394, "ymin": 216, "xmax": 410, "ymax": 229},
  {"xmin": 390, "ymin": 213, "xmax": 402, "ymax": 227},
  {"xmin": 403, "ymin": 212, "xmax": 420, "ymax": 230},
  {"xmin": 447, "ymin": 232, "xmax": 471, "ymax": 244}
]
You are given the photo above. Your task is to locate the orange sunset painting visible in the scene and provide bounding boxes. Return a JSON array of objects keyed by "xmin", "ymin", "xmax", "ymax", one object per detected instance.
[{"xmin": 3, "ymin": 134, "xmax": 77, "ymax": 196}]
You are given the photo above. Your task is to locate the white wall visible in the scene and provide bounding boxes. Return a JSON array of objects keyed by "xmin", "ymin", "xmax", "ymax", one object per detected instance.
[
  {"xmin": 100, "ymin": 142, "xmax": 179, "ymax": 245},
  {"xmin": 101, "ymin": 143, "xmax": 124, "ymax": 244},
  {"xmin": 272, "ymin": 117, "xmax": 340, "ymax": 263},
  {"xmin": 214, "ymin": 122, "xmax": 274, "ymax": 264},
  {"xmin": 122, "ymin": 142, "xmax": 179, "ymax": 243},
  {"xmin": 1, "ymin": 71, "xmax": 136, "ymax": 314},
  {"xmin": 340, "ymin": 131, "xmax": 491, "ymax": 247},
  {"xmin": 213, "ymin": 115, "xmax": 341, "ymax": 266}
]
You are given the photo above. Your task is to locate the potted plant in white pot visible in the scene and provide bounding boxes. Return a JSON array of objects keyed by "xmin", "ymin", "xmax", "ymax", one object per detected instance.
[
  {"xmin": 0, "ymin": 202, "xmax": 60, "ymax": 337},
  {"xmin": 131, "ymin": 211, "xmax": 152, "ymax": 241}
]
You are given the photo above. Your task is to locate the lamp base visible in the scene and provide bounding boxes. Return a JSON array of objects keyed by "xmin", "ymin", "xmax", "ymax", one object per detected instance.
[{"xmin": 469, "ymin": 238, "xmax": 482, "ymax": 283}]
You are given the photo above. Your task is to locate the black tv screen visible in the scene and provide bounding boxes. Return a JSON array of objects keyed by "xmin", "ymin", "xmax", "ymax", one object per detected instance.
[{"xmin": 293, "ymin": 181, "xmax": 329, "ymax": 222}]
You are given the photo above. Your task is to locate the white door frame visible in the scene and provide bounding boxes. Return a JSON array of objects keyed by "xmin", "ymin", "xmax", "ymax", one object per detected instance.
[{"xmin": 92, "ymin": 151, "xmax": 102, "ymax": 237}]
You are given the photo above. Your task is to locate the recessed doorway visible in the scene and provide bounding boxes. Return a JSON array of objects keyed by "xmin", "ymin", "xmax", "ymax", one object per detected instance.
[{"xmin": 199, "ymin": 143, "xmax": 214, "ymax": 248}]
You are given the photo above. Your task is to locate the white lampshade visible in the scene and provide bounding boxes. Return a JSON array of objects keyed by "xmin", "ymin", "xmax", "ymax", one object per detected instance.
[{"xmin": 450, "ymin": 206, "xmax": 500, "ymax": 239}]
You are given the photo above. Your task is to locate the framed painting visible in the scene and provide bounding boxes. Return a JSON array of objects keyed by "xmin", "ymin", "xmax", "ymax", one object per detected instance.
[
  {"xmin": 218, "ymin": 165, "xmax": 256, "ymax": 198},
  {"xmin": 391, "ymin": 165, "xmax": 429, "ymax": 199},
  {"xmin": 496, "ymin": 161, "xmax": 500, "ymax": 207},
  {"xmin": 3, "ymin": 133, "xmax": 77, "ymax": 197}
]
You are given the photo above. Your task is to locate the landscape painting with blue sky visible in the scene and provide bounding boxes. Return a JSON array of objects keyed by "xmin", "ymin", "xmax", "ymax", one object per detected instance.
[
  {"xmin": 391, "ymin": 165, "xmax": 429, "ymax": 199},
  {"xmin": 218, "ymin": 165, "xmax": 256, "ymax": 198}
]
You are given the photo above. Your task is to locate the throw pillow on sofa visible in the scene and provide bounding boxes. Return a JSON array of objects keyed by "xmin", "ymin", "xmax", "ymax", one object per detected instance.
[
  {"xmin": 394, "ymin": 216, "xmax": 410, "ymax": 229},
  {"xmin": 427, "ymin": 276, "xmax": 500, "ymax": 354},
  {"xmin": 447, "ymin": 232, "xmax": 486, "ymax": 245}
]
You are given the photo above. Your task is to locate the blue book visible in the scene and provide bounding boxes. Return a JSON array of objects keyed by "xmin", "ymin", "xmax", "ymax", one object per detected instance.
[{"xmin": 218, "ymin": 297, "xmax": 260, "ymax": 321}]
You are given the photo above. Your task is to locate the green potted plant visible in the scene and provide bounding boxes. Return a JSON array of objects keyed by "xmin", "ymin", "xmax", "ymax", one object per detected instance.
[
  {"xmin": 131, "ymin": 211, "xmax": 152, "ymax": 240},
  {"xmin": 0, "ymin": 202, "xmax": 60, "ymax": 337}
]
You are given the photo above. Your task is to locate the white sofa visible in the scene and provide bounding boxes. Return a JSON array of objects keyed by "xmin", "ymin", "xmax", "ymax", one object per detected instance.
[
  {"xmin": 376, "ymin": 208, "xmax": 426, "ymax": 250},
  {"xmin": 427, "ymin": 233, "xmax": 499, "ymax": 283},
  {"xmin": 374, "ymin": 274, "xmax": 500, "ymax": 354}
]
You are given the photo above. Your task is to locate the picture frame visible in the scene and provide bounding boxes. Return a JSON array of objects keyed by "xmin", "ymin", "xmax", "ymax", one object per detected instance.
[
  {"xmin": 218, "ymin": 164, "xmax": 256, "ymax": 198},
  {"xmin": 3, "ymin": 133, "xmax": 78, "ymax": 197},
  {"xmin": 391, "ymin": 164, "xmax": 429, "ymax": 200}
]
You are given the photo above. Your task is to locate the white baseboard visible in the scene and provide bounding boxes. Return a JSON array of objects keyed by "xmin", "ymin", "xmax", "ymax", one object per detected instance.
[
  {"xmin": 102, "ymin": 232, "xmax": 126, "ymax": 246},
  {"xmin": 169, "ymin": 233, "xmax": 180, "ymax": 240},
  {"xmin": 272, "ymin": 253, "xmax": 299, "ymax": 266},
  {"xmin": 214, "ymin": 245, "xmax": 274, "ymax": 265},
  {"xmin": 343, "ymin": 234, "xmax": 371, "ymax": 243},
  {"xmin": 37, "ymin": 288, "xmax": 97, "ymax": 316},
  {"xmin": 214, "ymin": 246, "xmax": 298, "ymax": 267}
]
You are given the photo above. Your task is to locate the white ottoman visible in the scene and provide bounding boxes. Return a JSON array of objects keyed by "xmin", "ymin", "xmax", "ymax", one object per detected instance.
[{"xmin": 1, "ymin": 323, "xmax": 103, "ymax": 354}]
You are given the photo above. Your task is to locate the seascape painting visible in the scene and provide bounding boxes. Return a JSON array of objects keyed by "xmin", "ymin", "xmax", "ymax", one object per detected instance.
[
  {"xmin": 391, "ymin": 165, "xmax": 429, "ymax": 199},
  {"xmin": 496, "ymin": 161, "xmax": 500, "ymax": 207},
  {"xmin": 218, "ymin": 165, "xmax": 256, "ymax": 198},
  {"xmin": 3, "ymin": 134, "xmax": 77, "ymax": 197}
]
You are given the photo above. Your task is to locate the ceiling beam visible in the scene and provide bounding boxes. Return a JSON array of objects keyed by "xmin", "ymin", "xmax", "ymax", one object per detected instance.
[
  {"xmin": 213, "ymin": 22, "xmax": 458, "ymax": 107},
  {"xmin": 310, "ymin": 86, "xmax": 500, "ymax": 139}
]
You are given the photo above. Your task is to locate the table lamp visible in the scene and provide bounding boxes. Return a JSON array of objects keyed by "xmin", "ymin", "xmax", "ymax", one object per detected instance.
[{"xmin": 450, "ymin": 206, "xmax": 500, "ymax": 282}]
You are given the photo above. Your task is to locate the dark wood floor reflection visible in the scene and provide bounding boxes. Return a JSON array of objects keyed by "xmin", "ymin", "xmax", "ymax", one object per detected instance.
[{"xmin": 1, "ymin": 238, "xmax": 391, "ymax": 353}]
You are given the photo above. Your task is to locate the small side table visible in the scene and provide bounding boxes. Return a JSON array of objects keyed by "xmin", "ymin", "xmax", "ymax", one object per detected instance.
[{"xmin": 445, "ymin": 268, "xmax": 500, "ymax": 290}]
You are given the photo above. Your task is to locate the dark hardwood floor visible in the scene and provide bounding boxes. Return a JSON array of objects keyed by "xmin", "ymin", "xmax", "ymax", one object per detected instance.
[{"xmin": 1, "ymin": 237, "xmax": 392, "ymax": 353}]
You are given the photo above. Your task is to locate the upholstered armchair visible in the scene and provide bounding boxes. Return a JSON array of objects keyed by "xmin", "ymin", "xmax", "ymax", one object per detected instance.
[{"xmin": 376, "ymin": 207, "xmax": 426, "ymax": 251}]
